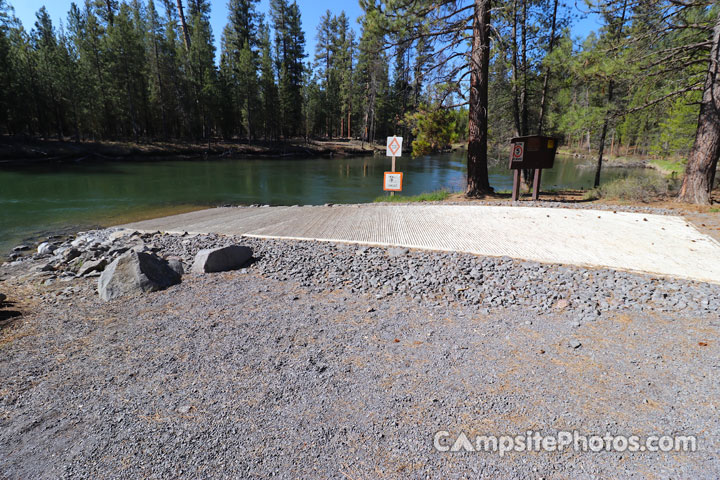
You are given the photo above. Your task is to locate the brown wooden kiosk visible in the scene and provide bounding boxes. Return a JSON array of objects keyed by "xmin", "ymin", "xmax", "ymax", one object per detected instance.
[{"xmin": 509, "ymin": 135, "xmax": 558, "ymax": 201}]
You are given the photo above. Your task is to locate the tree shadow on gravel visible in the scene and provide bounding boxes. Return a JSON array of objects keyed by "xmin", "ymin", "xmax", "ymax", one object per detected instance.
[
  {"xmin": 244, "ymin": 257, "xmax": 260, "ymax": 268},
  {"xmin": 0, "ymin": 301, "xmax": 22, "ymax": 331}
]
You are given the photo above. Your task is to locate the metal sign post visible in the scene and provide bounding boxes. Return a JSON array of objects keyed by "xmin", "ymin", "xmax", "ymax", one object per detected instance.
[{"xmin": 385, "ymin": 136, "xmax": 403, "ymax": 196}]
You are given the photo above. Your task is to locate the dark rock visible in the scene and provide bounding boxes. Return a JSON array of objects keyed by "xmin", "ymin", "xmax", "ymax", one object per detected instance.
[
  {"xmin": 0, "ymin": 293, "xmax": 6, "ymax": 303},
  {"xmin": 63, "ymin": 248, "xmax": 82, "ymax": 262},
  {"xmin": 12, "ymin": 245, "xmax": 29, "ymax": 252},
  {"xmin": 167, "ymin": 257, "xmax": 184, "ymax": 276},
  {"xmin": 108, "ymin": 246, "xmax": 129, "ymax": 257},
  {"xmin": 98, "ymin": 251, "xmax": 181, "ymax": 301},
  {"xmin": 40, "ymin": 262, "xmax": 56, "ymax": 272},
  {"xmin": 78, "ymin": 258, "xmax": 108, "ymax": 277},
  {"xmin": 191, "ymin": 245, "xmax": 252, "ymax": 273}
]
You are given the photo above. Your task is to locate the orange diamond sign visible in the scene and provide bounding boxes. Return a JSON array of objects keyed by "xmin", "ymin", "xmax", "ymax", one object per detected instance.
[{"xmin": 386, "ymin": 136, "xmax": 403, "ymax": 157}]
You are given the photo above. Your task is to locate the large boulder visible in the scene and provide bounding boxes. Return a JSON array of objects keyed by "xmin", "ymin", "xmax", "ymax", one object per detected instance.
[
  {"xmin": 98, "ymin": 251, "xmax": 181, "ymax": 301},
  {"xmin": 191, "ymin": 245, "xmax": 252, "ymax": 273}
]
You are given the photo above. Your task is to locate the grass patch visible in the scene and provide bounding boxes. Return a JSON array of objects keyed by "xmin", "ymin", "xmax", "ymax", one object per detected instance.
[
  {"xmin": 650, "ymin": 158, "xmax": 686, "ymax": 176},
  {"xmin": 710, "ymin": 207, "xmax": 720, "ymax": 213},
  {"xmin": 373, "ymin": 189, "xmax": 452, "ymax": 203},
  {"xmin": 584, "ymin": 174, "xmax": 673, "ymax": 202}
]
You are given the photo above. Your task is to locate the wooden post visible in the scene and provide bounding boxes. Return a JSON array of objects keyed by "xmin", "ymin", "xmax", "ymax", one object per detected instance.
[
  {"xmin": 532, "ymin": 168, "xmax": 542, "ymax": 200},
  {"xmin": 512, "ymin": 170, "xmax": 521, "ymax": 201}
]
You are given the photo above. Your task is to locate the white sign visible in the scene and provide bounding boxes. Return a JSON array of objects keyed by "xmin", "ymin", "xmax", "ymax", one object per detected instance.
[
  {"xmin": 511, "ymin": 142, "xmax": 524, "ymax": 162},
  {"xmin": 386, "ymin": 136, "xmax": 403, "ymax": 157},
  {"xmin": 383, "ymin": 172, "xmax": 403, "ymax": 191}
]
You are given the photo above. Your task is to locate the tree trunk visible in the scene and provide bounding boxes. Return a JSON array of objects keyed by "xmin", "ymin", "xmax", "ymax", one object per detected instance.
[
  {"xmin": 594, "ymin": 0, "xmax": 627, "ymax": 188},
  {"xmin": 510, "ymin": 0, "xmax": 520, "ymax": 137},
  {"xmin": 594, "ymin": 80, "xmax": 613, "ymax": 188},
  {"xmin": 466, "ymin": 0, "xmax": 493, "ymax": 196},
  {"xmin": 537, "ymin": 0, "xmax": 559, "ymax": 134},
  {"xmin": 105, "ymin": 0, "xmax": 115, "ymax": 26},
  {"xmin": 176, "ymin": 0, "xmax": 191, "ymax": 51},
  {"xmin": 678, "ymin": 10, "xmax": 720, "ymax": 204},
  {"xmin": 520, "ymin": 0, "xmax": 528, "ymax": 137}
]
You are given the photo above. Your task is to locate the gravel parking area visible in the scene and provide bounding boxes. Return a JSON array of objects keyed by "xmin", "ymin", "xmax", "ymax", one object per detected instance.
[{"xmin": 1, "ymin": 234, "xmax": 719, "ymax": 478}]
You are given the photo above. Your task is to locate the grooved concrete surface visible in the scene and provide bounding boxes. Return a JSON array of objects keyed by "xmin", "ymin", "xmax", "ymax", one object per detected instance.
[{"xmin": 122, "ymin": 205, "xmax": 720, "ymax": 283}]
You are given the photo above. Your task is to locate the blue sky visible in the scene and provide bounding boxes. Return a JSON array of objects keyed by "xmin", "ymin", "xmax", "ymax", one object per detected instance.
[
  {"xmin": 9, "ymin": 0, "xmax": 602, "ymax": 59},
  {"xmin": 9, "ymin": 0, "xmax": 365, "ymax": 58}
]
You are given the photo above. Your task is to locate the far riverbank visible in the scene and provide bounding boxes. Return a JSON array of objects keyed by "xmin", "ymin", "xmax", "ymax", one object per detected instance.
[{"xmin": 0, "ymin": 137, "xmax": 381, "ymax": 164}]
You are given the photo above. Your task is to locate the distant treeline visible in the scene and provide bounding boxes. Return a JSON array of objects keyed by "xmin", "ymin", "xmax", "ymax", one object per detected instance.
[
  {"xmin": 0, "ymin": 0, "xmax": 716, "ymax": 162},
  {"xmin": 0, "ymin": 0, "xmax": 463, "ymax": 145}
]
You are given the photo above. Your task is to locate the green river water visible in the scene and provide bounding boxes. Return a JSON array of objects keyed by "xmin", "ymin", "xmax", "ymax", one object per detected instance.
[{"xmin": 0, "ymin": 152, "xmax": 655, "ymax": 254}]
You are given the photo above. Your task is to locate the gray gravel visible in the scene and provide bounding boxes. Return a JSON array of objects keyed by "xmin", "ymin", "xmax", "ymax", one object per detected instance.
[
  {"xmin": 129, "ymin": 231, "xmax": 718, "ymax": 318},
  {"xmin": 1, "ymin": 230, "xmax": 719, "ymax": 478}
]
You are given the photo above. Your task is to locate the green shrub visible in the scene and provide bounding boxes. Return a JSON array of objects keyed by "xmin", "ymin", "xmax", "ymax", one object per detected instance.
[
  {"xmin": 373, "ymin": 190, "xmax": 451, "ymax": 203},
  {"xmin": 589, "ymin": 174, "xmax": 672, "ymax": 202}
]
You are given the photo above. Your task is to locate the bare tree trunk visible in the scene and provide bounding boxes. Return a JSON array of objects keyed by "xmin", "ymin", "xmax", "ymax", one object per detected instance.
[
  {"xmin": 466, "ymin": 0, "xmax": 493, "ymax": 196},
  {"xmin": 537, "ymin": 0, "xmax": 559, "ymax": 134},
  {"xmin": 678, "ymin": 10, "xmax": 720, "ymax": 204},
  {"xmin": 594, "ymin": 80, "xmax": 613, "ymax": 188},
  {"xmin": 176, "ymin": 0, "xmax": 191, "ymax": 51}
]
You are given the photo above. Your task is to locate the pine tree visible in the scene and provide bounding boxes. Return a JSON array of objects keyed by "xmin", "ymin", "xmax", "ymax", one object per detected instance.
[
  {"xmin": 222, "ymin": 0, "xmax": 260, "ymax": 139},
  {"xmin": 0, "ymin": 0, "xmax": 13, "ymax": 133},
  {"xmin": 258, "ymin": 20, "xmax": 279, "ymax": 139},
  {"xmin": 146, "ymin": 0, "xmax": 169, "ymax": 137},
  {"xmin": 106, "ymin": 4, "xmax": 147, "ymax": 139},
  {"xmin": 32, "ymin": 7, "xmax": 65, "ymax": 139},
  {"xmin": 271, "ymin": 0, "xmax": 305, "ymax": 137},
  {"xmin": 185, "ymin": 0, "xmax": 217, "ymax": 139},
  {"xmin": 334, "ymin": 12, "xmax": 355, "ymax": 138}
]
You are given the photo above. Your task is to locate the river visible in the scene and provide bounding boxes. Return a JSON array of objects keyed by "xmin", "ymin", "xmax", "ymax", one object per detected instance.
[{"xmin": 0, "ymin": 152, "xmax": 655, "ymax": 254}]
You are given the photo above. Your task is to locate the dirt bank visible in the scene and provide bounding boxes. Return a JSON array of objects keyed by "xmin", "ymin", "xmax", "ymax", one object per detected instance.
[{"xmin": 0, "ymin": 137, "xmax": 382, "ymax": 164}]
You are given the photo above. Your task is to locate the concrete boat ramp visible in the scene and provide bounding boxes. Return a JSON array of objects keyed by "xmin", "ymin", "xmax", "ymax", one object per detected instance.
[{"xmin": 122, "ymin": 204, "xmax": 720, "ymax": 284}]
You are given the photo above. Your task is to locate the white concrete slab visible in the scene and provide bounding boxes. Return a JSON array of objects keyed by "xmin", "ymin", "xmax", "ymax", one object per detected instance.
[{"xmin": 121, "ymin": 205, "xmax": 720, "ymax": 283}]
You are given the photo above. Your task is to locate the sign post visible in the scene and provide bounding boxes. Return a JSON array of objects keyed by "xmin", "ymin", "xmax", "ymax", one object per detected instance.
[{"xmin": 385, "ymin": 136, "xmax": 403, "ymax": 196}]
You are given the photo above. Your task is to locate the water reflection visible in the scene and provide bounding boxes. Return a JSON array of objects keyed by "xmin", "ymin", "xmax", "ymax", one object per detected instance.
[{"xmin": 0, "ymin": 152, "xmax": 657, "ymax": 251}]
